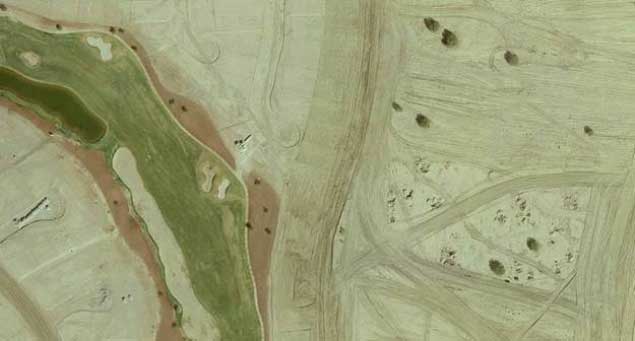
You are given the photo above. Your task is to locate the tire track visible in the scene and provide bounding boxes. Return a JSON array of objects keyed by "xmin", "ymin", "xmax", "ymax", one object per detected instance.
[
  {"xmin": 401, "ymin": 171, "xmax": 617, "ymax": 248},
  {"xmin": 575, "ymin": 164, "xmax": 635, "ymax": 340},
  {"xmin": 0, "ymin": 265, "xmax": 59, "ymax": 341},
  {"xmin": 338, "ymin": 170, "xmax": 608, "ymax": 338},
  {"xmin": 336, "ymin": 248, "xmax": 577, "ymax": 319},
  {"xmin": 268, "ymin": 1, "xmax": 386, "ymax": 340},
  {"xmin": 355, "ymin": 273, "xmax": 505, "ymax": 341}
]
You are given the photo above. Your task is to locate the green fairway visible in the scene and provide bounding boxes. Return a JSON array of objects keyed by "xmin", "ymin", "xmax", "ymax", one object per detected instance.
[{"xmin": 0, "ymin": 17, "xmax": 260, "ymax": 341}]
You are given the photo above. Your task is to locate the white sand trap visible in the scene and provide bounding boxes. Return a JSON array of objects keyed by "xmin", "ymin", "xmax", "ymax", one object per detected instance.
[
  {"xmin": 19, "ymin": 51, "xmax": 40, "ymax": 68},
  {"xmin": 217, "ymin": 178, "xmax": 230, "ymax": 200},
  {"xmin": 200, "ymin": 162, "xmax": 215, "ymax": 193},
  {"xmin": 86, "ymin": 36, "xmax": 112, "ymax": 61}
]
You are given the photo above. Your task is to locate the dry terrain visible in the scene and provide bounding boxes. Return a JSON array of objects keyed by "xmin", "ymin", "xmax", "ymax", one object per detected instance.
[{"xmin": 3, "ymin": 1, "xmax": 635, "ymax": 341}]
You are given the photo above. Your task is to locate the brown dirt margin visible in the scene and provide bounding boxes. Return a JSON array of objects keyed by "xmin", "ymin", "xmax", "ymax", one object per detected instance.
[
  {"xmin": 245, "ymin": 175, "xmax": 279, "ymax": 341},
  {"xmin": 1, "ymin": 99, "xmax": 182, "ymax": 341},
  {"xmin": 1, "ymin": 4, "xmax": 280, "ymax": 341}
]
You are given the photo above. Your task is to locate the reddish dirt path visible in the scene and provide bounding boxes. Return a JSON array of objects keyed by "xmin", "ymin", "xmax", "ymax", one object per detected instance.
[
  {"xmin": 1, "ymin": 99, "xmax": 182, "ymax": 341},
  {"xmin": 2, "ymin": 4, "xmax": 281, "ymax": 340}
]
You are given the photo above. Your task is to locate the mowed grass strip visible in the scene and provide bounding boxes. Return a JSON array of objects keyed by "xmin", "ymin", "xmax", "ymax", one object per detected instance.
[{"xmin": 0, "ymin": 17, "xmax": 260, "ymax": 340}]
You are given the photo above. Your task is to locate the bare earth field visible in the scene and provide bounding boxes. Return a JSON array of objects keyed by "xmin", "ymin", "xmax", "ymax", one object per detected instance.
[
  {"xmin": 0, "ymin": 105, "xmax": 163, "ymax": 340},
  {"xmin": 4, "ymin": 1, "xmax": 635, "ymax": 341}
]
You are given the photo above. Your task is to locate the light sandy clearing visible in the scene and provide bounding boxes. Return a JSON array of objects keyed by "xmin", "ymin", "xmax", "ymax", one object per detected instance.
[
  {"xmin": 113, "ymin": 147, "xmax": 219, "ymax": 341},
  {"xmin": 86, "ymin": 36, "xmax": 112, "ymax": 61}
]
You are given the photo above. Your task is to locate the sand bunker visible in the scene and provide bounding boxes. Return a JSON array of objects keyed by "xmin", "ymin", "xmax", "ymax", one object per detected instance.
[
  {"xmin": 199, "ymin": 161, "xmax": 215, "ymax": 193},
  {"xmin": 217, "ymin": 178, "xmax": 230, "ymax": 200},
  {"xmin": 86, "ymin": 36, "xmax": 112, "ymax": 61},
  {"xmin": 19, "ymin": 51, "xmax": 40, "ymax": 68}
]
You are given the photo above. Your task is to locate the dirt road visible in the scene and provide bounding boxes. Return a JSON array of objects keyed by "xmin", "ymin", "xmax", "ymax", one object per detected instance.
[
  {"xmin": 0, "ymin": 265, "xmax": 59, "ymax": 341},
  {"xmin": 269, "ymin": 1, "xmax": 388, "ymax": 340}
]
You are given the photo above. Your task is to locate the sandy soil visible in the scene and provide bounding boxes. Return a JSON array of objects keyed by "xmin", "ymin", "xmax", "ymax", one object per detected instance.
[
  {"xmin": 65, "ymin": 145, "xmax": 182, "ymax": 341},
  {"xmin": 0, "ymin": 99, "xmax": 182, "ymax": 341}
]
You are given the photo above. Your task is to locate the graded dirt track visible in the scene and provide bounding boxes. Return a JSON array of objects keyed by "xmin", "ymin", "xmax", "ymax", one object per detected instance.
[
  {"xmin": 0, "ymin": 265, "xmax": 58, "ymax": 340},
  {"xmin": 0, "ymin": 98, "xmax": 182, "ymax": 341}
]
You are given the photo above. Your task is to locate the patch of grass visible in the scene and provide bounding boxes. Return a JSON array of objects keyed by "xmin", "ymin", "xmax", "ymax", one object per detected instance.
[
  {"xmin": 0, "ymin": 17, "xmax": 259, "ymax": 340},
  {"xmin": 488, "ymin": 259, "xmax": 505, "ymax": 276}
]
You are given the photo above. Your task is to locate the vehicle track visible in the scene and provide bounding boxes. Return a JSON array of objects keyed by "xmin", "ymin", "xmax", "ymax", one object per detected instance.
[
  {"xmin": 337, "ymin": 247, "xmax": 577, "ymax": 316},
  {"xmin": 402, "ymin": 171, "xmax": 617, "ymax": 248},
  {"xmin": 341, "ymin": 159, "xmax": 601, "ymax": 338},
  {"xmin": 575, "ymin": 167, "xmax": 635, "ymax": 340},
  {"xmin": 248, "ymin": 0, "xmax": 286, "ymax": 147},
  {"xmin": 346, "ymin": 170, "xmax": 617, "ymax": 283},
  {"xmin": 355, "ymin": 273, "xmax": 505, "ymax": 340},
  {"xmin": 0, "ymin": 265, "xmax": 59, "ymax": 340}
]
